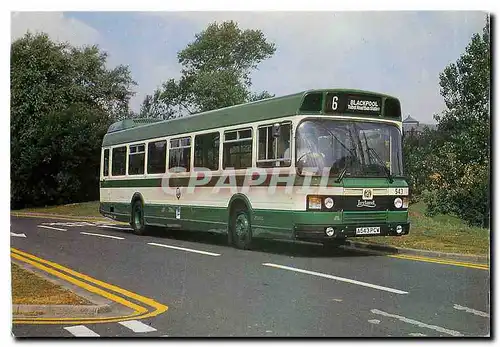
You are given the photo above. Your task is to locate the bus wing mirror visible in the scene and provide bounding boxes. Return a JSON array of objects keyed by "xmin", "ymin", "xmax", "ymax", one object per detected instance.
[{"xmin": 272, "ymin": 124, "xmax": 281, "ymax": 138}]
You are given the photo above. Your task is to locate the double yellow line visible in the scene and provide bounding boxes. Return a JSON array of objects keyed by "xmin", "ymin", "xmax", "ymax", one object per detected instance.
[
  {"xmin": 388, "ymin": 253, "xmax": 489, "ymax": 271},
  {"xmin": 11, "ymin": 248, "xmax": 168, "ymax": 324}
]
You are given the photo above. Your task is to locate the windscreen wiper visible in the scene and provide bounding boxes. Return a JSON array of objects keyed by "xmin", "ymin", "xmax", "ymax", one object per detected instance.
[
  {"xmin": 335, "ymin": 166, "xmax": 348, "ymax": 183},
  {"xmin": 367, "ymin": 147, "xmax": 394, "ymax": 183},
  {"xmin": 313, "ymin": 123, "xmax": 356, "ymax": 159},
  {"xmin": 356, "ymin": 125, "xmax": 393, "ymax": 183}
]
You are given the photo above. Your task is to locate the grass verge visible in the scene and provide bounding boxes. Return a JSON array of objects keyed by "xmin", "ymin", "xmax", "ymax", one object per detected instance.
[
  {"xmin": 358, "ymin": 201, "xmax": 490, "ymax": 255},
  {"xmin": 15, "ymin": 201, "xmax": 101, "ymax": 218},
  {"xmin": 11, "ymin": 263, "xmax": 91, "ymax": 305}
]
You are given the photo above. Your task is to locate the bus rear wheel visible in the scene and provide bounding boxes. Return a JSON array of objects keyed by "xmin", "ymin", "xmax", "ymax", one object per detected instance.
[
  {"xmin": 230, "ymin": 206, "xmax": 253, "ymax": 250},
  {"xmin": 131, "ymin": 200, "xmax": 147, "ymax": 235}
]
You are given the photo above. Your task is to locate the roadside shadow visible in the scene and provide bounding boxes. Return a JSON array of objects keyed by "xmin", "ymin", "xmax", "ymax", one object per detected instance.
[
  {"xmin": 144, "ymin": 227, "xmax": 384, "ymax": 258},
  {"xmin": 252, "ymin": 239, "xmax": 381, "ymax": 258}
]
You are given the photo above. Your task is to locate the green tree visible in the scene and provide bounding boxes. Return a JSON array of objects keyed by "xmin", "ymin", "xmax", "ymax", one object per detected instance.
[
  {"xmin": 11, "ymin": 32, "xmax": 136, "ymax": 208},
  {"xmin": 139, "ymin": 89, "xmax": 176, "ymax": 120},
  {"xmin": 436, "ymin": 17, "xmax": 490, "ymax": 166},
  {"xmin": 423, "ymin": 18, "xmax": 490, "ymax": 227},
  {"xmin": 402, "ymin": 127, "xmax": 439, "ymax": 199},
  {"xmin": 141, "ymin": 20, "xmax": 276, "ymax": 118}
]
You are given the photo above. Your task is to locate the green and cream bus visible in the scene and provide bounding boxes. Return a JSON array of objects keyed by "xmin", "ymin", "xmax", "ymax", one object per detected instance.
[{"xmin": 100, "ymin": 89, "xmax": 410, "ymax": 249}]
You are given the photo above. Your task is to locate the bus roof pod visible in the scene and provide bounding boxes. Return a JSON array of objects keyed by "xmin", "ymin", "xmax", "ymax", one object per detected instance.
[{"xmin": 107, "ymin": 118, "xmax": 163, "ymax": 134}]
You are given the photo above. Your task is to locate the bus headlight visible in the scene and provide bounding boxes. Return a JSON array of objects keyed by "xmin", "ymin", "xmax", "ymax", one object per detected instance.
[
  {"xmin": 394, "ymin": 197, "xmax": 403, "ymax": 209},
  {"xmin": 308, "ymin": 196, "xmax": 322, "ymax": 210},
  {"xmin": 324, "ymin": 197, "xmax": 334, "ymax": 209}
]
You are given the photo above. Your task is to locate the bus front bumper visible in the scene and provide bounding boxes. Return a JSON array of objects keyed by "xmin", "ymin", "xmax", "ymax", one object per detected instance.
[{"xmin": 294, "ymin": 222, "xmax": 410, "ymax": 242}]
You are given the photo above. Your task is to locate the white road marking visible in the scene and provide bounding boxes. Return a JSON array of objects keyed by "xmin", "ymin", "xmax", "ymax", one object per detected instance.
[
  {"xmin": 368, "ymin": 319, "xmax": 380, "ymax": 324},
  {"xmin": 98, "ymin": 225, "xmax": 132, "ymax": 231},
  {"xmin": 262, "ymin": 263, "xmax": 408, "ymax": 295},
  {"xmin": 453, "ymin": 304, "xmax": 489, "ymax": 318},
  {"xmin": 38, "ymin": 225, "xmax": 67, "ymax": 231},
  {"xmin": 64, "ymin": 325, "xmax": 100, "ymax": 337},
  {"xmin": 10, "ymin": 232, "xmax": 26, "ymax": 238},
  {"xmin": 148, "ymin": 242, "xmax": 221, "ymax": 257},
  {"xmin": 46, "ymin": 222, "xmax": 95, "ymax": 227},
  {"xmin": 118, "ymin": 320, "xmax": 157, "ymax": 333},
  {"xmin": 80, "ymin": 232, "xmax": 124, "ymax": 240},
  {"xmin": 370, "ymin": 309, "xmax": 464, "ymax": 337},
  {"xmin": 409, "ymin": 333, "xmax": 428, "ymax": 337}
]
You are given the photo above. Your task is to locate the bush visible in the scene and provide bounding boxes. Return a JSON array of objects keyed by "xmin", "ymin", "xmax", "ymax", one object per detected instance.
[{"xmin": 423, "ymin": 162, "xmax": 489, "ymax": 227}]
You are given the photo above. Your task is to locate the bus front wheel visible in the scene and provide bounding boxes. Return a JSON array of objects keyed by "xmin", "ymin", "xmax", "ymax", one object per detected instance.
[
  {"xmin": 131, "ymin": 200, "xmax": 147, "ymax": 236},
  {"xmin": 230, "ymin": 206, "xmax": 253, "ymax": 250}
]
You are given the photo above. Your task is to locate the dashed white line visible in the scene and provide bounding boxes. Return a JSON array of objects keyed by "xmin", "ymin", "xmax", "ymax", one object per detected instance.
[
  {"xmin": 409, "ymin": 333, "xmax": 428, "ymax": 337},
  {"xmin": 370, "ymin": 309, "xmax": 464, "ymax": 337},
  {"xmin": 368, "ymin": 319, "xmax": 380, "ymax": 324},
  {"xmin": 262, "ymin": 263, "xmax": 408, "ymax": 294},
  {"xmin": 98, "ymin": 225, "xmax": 132, "ymax": 231},
  {"xmin": 46, "ymin": 222, "xmax": 96, "ymax": 227},
  {"xmin": 453, "ymin": 304, "xmax": 490, "ymax": 318},
  {"xmin": 38, "ymin": 225, "xmax": 67, "ymax": 231},
  {"xmin": 10, "ymin": 232, "xmax": 26, "ymax": 238},
  {"xmin": 80, "ymin": 232, "xmax": 124, "ymax": 240},
  {"xmin": 148, "ymin": 242, "xmax": 221, "ymax": 256},
  {"xmin": 64, "ymin": 325, "xmax": 100, "ymax": 337},
  {"xmin": 118, "ymin": 320, "xmax": 157, "ymax": 333}
]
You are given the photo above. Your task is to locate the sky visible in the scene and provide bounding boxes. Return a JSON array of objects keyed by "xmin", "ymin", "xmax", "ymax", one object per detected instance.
[{"xmin": 10, "ymin": 11, "xmax": 488, "ymax": 124}]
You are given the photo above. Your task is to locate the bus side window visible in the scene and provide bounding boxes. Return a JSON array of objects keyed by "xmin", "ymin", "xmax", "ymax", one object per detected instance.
[
  {"xmin": 147, "ymin": 140, "xmax": 167, "ymax": 174},
  {"xmin": 103, "ymin": 148, "xmax": 110, "ymax": 177},
  {"xmin": 129, "ymin": 144, "xmax": 146, "ymax": 175},
  {"xmin": 194, "ymin": 132, "xmax": 220, "ymax": 171},
  {"xmin": 111, "ymin": 146, "xmax": 127, "ymax": 176},
  {"xmin": 223, "ymin": 128, "xmax": 252, "ymax": 169},
  {"xmin": 169, "ymin": 137, "xmax": 191, "ymax": 172},
  {"xmin": 257, "ymin": 122, "xmax": 292, "ymax": 168}
]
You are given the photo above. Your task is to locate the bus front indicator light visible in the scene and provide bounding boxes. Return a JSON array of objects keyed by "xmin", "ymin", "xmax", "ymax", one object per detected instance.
[
  {"xmin": 402, "ymin": 197, "xmax": 409, "ymax": 208},
  {"xmin": 308, "ymin": 196, "xmax": 322, "ymax": 210}
]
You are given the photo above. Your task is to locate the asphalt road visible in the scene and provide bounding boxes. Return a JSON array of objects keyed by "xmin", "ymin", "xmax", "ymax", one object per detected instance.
[{"xmin": 10, "ymin": 215, "xmax": 490, "ymax": 337}]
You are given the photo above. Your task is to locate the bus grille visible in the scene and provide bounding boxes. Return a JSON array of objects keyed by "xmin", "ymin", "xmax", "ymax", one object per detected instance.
[{"xmin": 343, "ymin": 211, "xmax": 387, "ymax": 224}]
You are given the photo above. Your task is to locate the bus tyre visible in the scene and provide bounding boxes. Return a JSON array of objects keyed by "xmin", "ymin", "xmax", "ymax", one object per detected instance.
[
  {"xmin": 131, "ymin": 200, "xmax": 147, "ymax": 236},
  {"xmin": 230, "ymin": 207, "xmax": 253, "ymax": 250}
]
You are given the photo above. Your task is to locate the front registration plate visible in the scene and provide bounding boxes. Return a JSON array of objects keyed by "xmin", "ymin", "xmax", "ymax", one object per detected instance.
[{"xmin": 355, "ymin": 227, "xmax": 381, "ymax": 235}]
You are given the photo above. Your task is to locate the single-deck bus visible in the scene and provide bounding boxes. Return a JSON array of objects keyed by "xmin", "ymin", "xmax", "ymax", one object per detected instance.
[{"xmin": 99, "ymin": 89, "xmax": 410, "ymax": 249}]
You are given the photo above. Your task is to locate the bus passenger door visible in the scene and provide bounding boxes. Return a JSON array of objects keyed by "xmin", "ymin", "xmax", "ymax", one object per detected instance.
[{"xmin": 102, "ymin": 148, "xmax": 111, "ymax": 203}]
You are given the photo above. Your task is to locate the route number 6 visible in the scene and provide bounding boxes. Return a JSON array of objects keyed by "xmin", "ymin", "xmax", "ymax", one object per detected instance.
[{"xmin": 332, "ymin": 96, "xmax": 338, "ymax": 110}]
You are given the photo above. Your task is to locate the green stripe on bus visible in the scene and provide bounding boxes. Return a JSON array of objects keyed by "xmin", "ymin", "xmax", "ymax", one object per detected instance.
[{"xmin": 100, "ymin": 176, "xmax": 408, "ymax": 188}]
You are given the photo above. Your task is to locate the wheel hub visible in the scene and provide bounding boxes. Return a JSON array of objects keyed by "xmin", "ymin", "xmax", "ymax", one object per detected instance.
[{"xmin": 235, "ymin": 214, "xmax": 249, "ymax": 239}]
